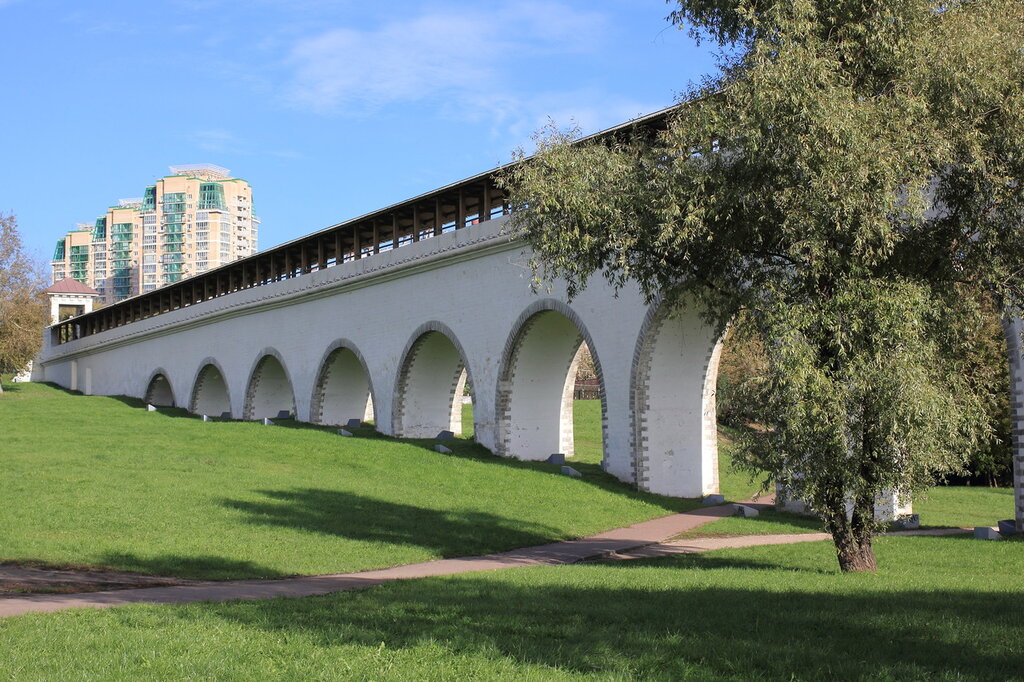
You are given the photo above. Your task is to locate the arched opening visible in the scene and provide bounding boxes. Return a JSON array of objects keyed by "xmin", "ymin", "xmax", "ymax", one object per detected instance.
[
  {"xmin": 632, "ymin": 303, "xmax": 723, "ymax": 498},
  {"xmin": 571, "ymin": 342, "xmax": 603, "ymax": 464},
  {"xmin": 244, "ymin": 354, "xmax": 296, "ymax": 421},
  {"xmin": 311, "ymin": 345, "xmax": 375, "ymax": 426},
  {"xmin": 190, "ymin": 364, "xmax": 232, "ymax": 418},
  {"xmin": 496, "ymin": 308, "xmax": 604, "ymax": 462},
  {"xmin": 144, "ymin": 373, "xmax": 175, "ymax": 407},
  {"xmin": 393, "ymin": 329, "xmax": 469, "ymax": 438}
]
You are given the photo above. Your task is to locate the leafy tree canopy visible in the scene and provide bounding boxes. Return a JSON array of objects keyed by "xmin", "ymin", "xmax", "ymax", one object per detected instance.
[
  {"xmin": 503, "ymin": 0, "xmax": 1024, "ymax": 571},
  {"xmin": 0, "ymin": 212, "xmax": 48, "ymax": 390}
]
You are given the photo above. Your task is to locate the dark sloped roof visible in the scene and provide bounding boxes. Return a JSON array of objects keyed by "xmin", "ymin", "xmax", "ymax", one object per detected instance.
[{"xmin": 45, "ymin": 278, "xmax": 100, "ymax": 296}]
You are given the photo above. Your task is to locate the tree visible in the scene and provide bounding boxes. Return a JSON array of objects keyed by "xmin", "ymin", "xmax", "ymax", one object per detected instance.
[
  {"xmin": 0, "ymin": 212, "xmax": 48, "ymax": 393},
  {"xmin": 503, "ymin": 0, "xmax": 1024, "ymax": 571}
]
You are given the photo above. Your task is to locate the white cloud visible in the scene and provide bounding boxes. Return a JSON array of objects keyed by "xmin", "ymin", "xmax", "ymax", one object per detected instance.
[
  {"xmin": 286, "ymin": 13, "xmax": 501, "ymax": 114},
  {"xmin": 283, "ymin": 1, "xmax": 607, "ymax": 115},
  {"xmin": 279, "ymin": 1, "xmax": 666, "ymax": 147}
]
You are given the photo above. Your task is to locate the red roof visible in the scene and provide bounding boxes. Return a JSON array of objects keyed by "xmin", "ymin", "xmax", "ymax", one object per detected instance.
[{"xmin": 45, "ymin": 278, "xmax": 100, "ymax": 296}]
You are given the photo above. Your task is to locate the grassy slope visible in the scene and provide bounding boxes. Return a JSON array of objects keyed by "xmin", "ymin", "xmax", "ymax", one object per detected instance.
[
  {"xmin": 915, "ymin": 485, "xmax": 1016, "ymax": 528},
  {"xmin": 0, "ymin": 384, "xmax": 696, "ymax": 580},
  {"xmin": 1, "ymin": 536, "xmax": 1021, "ymax": 681}
]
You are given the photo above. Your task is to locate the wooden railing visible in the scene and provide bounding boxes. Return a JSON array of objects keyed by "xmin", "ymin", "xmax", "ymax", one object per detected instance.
[{"xmin": 51, "ymin": 104, "xmax": 675, "ymax": 345}]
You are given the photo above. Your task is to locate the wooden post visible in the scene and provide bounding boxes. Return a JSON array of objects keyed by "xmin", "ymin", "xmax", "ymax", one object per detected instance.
[
  {"xmin": 373, "ymin": 220, "xmax": 380, "ymax": 255},
  {"xmin": 457, "ymin": 188, "xmax": 466, "ymax": 229},
  {"xmin": 434, "ymin": 197, "xmax": 443, "ymax": 236},
  {"xmin": 481, "ymin": 180, "xmax": 492, "ymax": 222},
  {"xmin": 334, "ymin": 230, "xmax": 343, "ymax": 264},
  {"xmin": 412, "ymin": 204, "xmax": 420, "ymax": 242},
  {"xmin": 353, "ymin": 225, "xmax": 361, "ymax": 260}
]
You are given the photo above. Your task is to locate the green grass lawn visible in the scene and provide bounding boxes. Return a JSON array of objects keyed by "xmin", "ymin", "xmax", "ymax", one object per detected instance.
[
  {"xmin": 2, "ymin": 386, "xmax": 1015, "ymax": 581},
  {"xmin": 1, "ymin": 536, "xmax": 1020, "ymax": 681},
  {"xmin": 464, "ymin": 399, "xmax": 604, "ymax": 466},
  {"xmin": 0, "ymin": 384, "xmax": 697, "ymax": 580},
  {"xmin": 915, "ymin": 485, "xmax": 1016, "ymax": 528}
]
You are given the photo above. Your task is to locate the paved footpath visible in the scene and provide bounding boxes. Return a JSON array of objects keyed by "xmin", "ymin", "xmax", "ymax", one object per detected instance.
[{"xmin": 0, "ymin": 504, "xmax": 966, "ymax": 619}]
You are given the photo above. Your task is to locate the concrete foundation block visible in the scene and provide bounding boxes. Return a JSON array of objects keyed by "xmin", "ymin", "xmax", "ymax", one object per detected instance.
[
  {"xmin": 892, "ymin": 514, "xmax": 920, "ymax": 530},
  {"xmin": 436, "ymin": 430, "xmax": 455, "ymax": 441},
  {"xmin": 997, "ymin": 519, "xmax": 1019, "ymax": 536},
  {"xmin": 434, "ymin": 445, "xmax": 453, "ymax": 454},
  {"xmin": 974, "ymin": 527, "xmax": 1002, "ymax": 541},
  {"xmin": 146, "ymin": 404, "xmax": 157, "ymax": 412},
  {"xmin": 346, "ymin": 419, "xmax": 363, "ymax": 429},
  {"xmin": 702, "ymin": 494, "xmax": 726, "ymax": 506},
  {"xmin": 546, "ymin": 453, "xmax": 566, "ymax": 465},
  {"xmin": 337, "ymin": 429, "xmax": 353, "ymax": 437},
  {"xmin": 201, "ymin": 415, "xmax": 212, "ymax": 422},
  {"xmin": 777, "ymin": 498, "xmax": 813, "ymax": 515},
  {"xmin": 276, "ymin": 410, "xmax": 291, "ymax": 419},
  {"xmin": 262, "ymin": 418, "xmax": 274, "ymax": 426},
  {"xmin": 734, "ymin": 504, "xmax": 759, "ymax": 518},
  {"xmin": 561, "ymin": 466, "xmax": 582, "ymax": 479},
  {"xmin": 220, "ymin": 412, "xmax": 231, "ymax": 419}
]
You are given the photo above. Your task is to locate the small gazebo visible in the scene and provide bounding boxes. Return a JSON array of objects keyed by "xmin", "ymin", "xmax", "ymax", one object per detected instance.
[{"xmin": 44, "ymin": 278, "xmax": 100, "ymax": 325}]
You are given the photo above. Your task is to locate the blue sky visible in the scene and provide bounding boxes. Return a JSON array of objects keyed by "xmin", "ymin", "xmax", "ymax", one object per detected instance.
[{"xmin": 0, "ymin": 0, "xmax": 716, "ymax": 263}]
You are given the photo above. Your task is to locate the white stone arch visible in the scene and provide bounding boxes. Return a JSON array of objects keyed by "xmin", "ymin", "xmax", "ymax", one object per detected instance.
[
  {"xmin": 494, "ymin": 299, "xmax": 608, "ymax": 463},
  {"xmin": 143, "ymin": 368, "xmax": 176, "ymax": 407},
  {"xmin": 189, "ymin": 358, "xmax": 232, "ymax": 418},
  {"xmin": 392, "ymin": 321, "xmax": 474, "ymax": 438},
  {"xmin": 631, "ymin": 297, "xmax": 725, "ymax": 498},
  {"xmin": 309, "ymin": 339, "xmax": 377, "ymax": 426},
  {"xmin": 243, "ymin": 347, "xmax": 297, "ymax": 421}
]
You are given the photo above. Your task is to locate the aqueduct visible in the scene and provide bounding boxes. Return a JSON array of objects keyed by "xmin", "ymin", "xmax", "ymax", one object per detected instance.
[
  {"xmin": 33, "ymin": 108, "xmax": 1024, "ymax": 522},
  {"xmin": 36, "ymin": 205, "xmax": 722, "ymax": 498}
]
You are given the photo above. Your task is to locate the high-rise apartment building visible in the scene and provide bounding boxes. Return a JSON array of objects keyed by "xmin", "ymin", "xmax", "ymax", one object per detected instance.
[{"xmin": 51, "ymin": 164, "xmax": 259, "ymax": 303}]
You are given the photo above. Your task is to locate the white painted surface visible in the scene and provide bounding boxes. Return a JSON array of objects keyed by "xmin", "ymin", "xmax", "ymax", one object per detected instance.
[
  {"xmin": 37, "ymin": 217, "xmax": 722, "ymax": 498},
  {"xmin": 313, "ymin": 347, "xmax": 374, "ymax": 427},
  {"xmin": 394, "ymin": 331, "xmax": 466, "ymax": 438}
]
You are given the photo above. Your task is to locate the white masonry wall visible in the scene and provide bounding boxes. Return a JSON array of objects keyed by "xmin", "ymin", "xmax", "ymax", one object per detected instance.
[{"xmin": 36, "ymin": 217, "xmax": 722, "ymax": 499}]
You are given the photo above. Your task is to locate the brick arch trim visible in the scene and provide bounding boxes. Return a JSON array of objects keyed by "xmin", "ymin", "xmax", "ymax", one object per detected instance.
[
  {"xmin": 243, "ymin": 346, "xmax": 298, "ymax": 420},
  {"xmin": 493, "ymin": 298, "xmax": 609, "ymax": 463},
  {"xmin": 188, "ymin": 357, "xmax": 232, "ymax": 415},
  {"xmin": 309, "ymin": 339, "xmax": 377, "ymax": 425},
  {"xmin": 143, "ymin": 367, "xmax": 176, "ymax": 407},
  {"xmin": 630, "ymin": 296, "xmax": 728, "ymax": 491},
  {"xmin": 391, "ymin": 321, "xmax": 475, "ymax": 436}
]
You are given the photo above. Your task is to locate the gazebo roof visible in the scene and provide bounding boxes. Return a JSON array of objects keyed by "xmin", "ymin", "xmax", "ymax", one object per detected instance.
[{"xmin": 44, "ymin": 278, "xmax": 100, "ymax": 296}]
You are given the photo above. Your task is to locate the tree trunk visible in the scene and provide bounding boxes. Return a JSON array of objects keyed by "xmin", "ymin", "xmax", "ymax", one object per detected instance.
[
  {"xmin": 834, "ymin": 532, "xmax": 877, "ymax": 572},
  {"xmin": 827, "ymin": 491, "xmax": 878, "ymax": 572}
]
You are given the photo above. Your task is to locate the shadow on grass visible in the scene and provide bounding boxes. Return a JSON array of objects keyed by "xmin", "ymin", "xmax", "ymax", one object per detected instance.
[
  {"xmin": 263, "ymin": 418, "xmax": 701, "ymax": 514},
  {"xmin": 221, "ymin": 488, "xmax": 565, "ymax": 559},
  {"xmin": 107, "ymin": 395, "xmax": 199, "ymax": 420},
  {"xmin": 26, "ymin": 384, "xmax": 701, "ymax": 513},
  {"xmin": 97, "ymin": 552, "xmax": 288, "ymax": 581},
  {"xmin": 401, "ymin": 437, "xmax": 701, "ymax": 515},
  {"xmin": 38, "ymin": 381, "xmax": 83, "ymax": 396},
  {"xmin": 198, "ymin": 570, "xmax": 1023, "ymax": 679}
]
